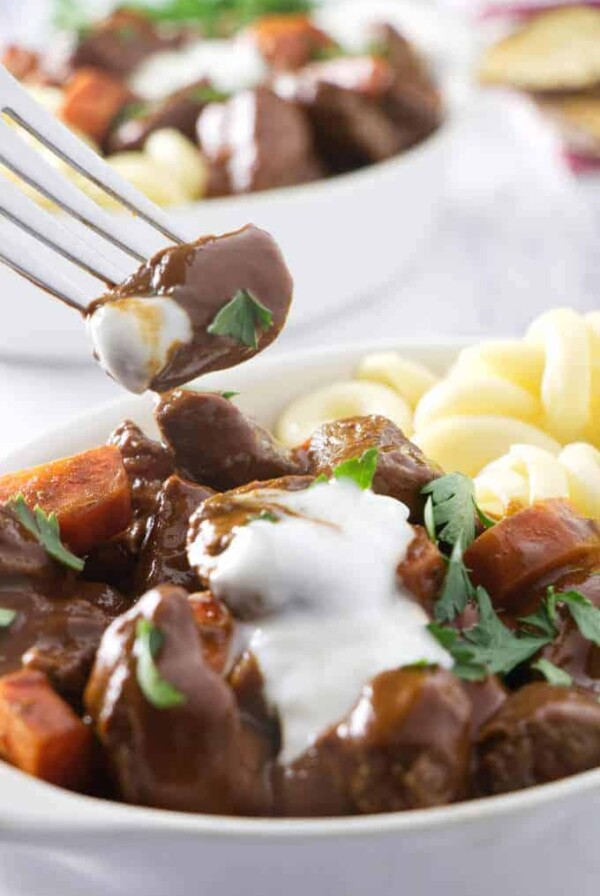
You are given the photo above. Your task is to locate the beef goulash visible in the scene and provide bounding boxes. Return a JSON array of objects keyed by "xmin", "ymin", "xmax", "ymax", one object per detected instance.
[
  {"xmin": 3, "ymin": 6, "xmax": 442, "ymax": 203},
  {"xmin": 0, "ymin": 384, "xmax": 598, "ymax": 814}
]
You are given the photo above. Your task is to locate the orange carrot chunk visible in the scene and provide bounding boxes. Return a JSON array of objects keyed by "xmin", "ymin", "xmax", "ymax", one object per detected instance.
[
  {"xmin": 59, "ymin": 67, "xmax": 131, "ymax": 143},
  {"xmin": 465, "ymin": 499, "xmax": 600, "ymax": 616},
  {"xmin": 249, "ymin": 14, "xmax": 333, "ymax": 70},
  {"xmin": 0, "ymin": 670, "xmax": 92, "ymax": 791},
  {"xmin": 0, "ymin": 444, "xmax": 131, "ymax": 555}
]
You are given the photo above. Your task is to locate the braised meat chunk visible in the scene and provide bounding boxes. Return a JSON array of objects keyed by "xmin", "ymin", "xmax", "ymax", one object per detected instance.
[
  {"xmin": 68, "ymin": 9, "xmax": 184, "ymax": 78},
  {"xmin": 477, "ymin": 683, "xmax": 600, "ymax": 795},
  {"xmin": 0, "ymin": 506, "xmax": 128, "ymax": 706},
  {"xmin": 464, "ymin": 500, "xmax": 600, "ymax": 616},
  {"xmin": 306, "ymin": 415, "xmax": 442, "ymax": 521},
  {"xmin": 88, "ymin": 225, "xmax": 294, "ymax": 394},
  {"xmin": 108, "ymin": 420, "xmax": 175, "ymax": 553},
  {"xmin": 197, "ymin": 86, "xmax": 323, "ymax": 195},
  {"xmin": 135, "ymin": 475, "xmax": 213, "ymax": 594},
  {"xmin": 157, "ymin": 391, "xmax": 307, "ymax": 490},
  {"xmin": 277, "ymin": 667, "xmax": 471, "ymax": 816},
  {"xmin": 106, "ymin": 80, "xmax": 216, "ymax": 154},
  {"xmin": 283, "ymin": 72, "xmax": 407, "ymax": 171},
  {"xmin": 85, "ymin": 585, "xmax": 270, "ymax": 814},
  {"xmin": 539, "ymin": 574, "xmax": 600, "ymax": 695},
  {"xmin": 371, "ymin": 23, "xmax": 442, "ymax": 139}
]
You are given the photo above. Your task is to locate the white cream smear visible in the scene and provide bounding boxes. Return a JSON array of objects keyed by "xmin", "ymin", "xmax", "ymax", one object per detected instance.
[
  {"xmin": 130, "ymin": 36, "xmax": 268, "ymax": 102},
  {"xmin": 87, "ymin": 296, "xmax": 192, "ymax": 394},
  {"xmin": 189, "ymin": 479, "xmax": 451, "ymax": 763}
]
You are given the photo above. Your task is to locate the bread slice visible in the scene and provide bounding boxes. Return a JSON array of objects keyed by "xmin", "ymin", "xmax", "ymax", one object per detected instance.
[{"xmin": 479, "ymin": 6, "xmax": 600, "ymax": 92}]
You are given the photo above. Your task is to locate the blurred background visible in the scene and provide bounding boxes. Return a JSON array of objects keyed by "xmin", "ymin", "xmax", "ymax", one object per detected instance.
[{"xmin": 0, "ymin": 0, "xmax": 599, "ymax": 447}]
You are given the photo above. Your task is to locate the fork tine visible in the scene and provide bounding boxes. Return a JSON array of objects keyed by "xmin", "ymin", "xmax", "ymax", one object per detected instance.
[
  {"xmin": 0, "ymin": 68, "xmax": 188, "ymax": 244},
  {"xmin": 0, "ymin": 216, "xmax": 89, "ymax": 312},
  {"xmin": 0, "ymin": 176, "xmax": 128, "ymax": 285},
  {"xmin": 0, "ymin": 117, "xmax": 150, "ymax": 262}
]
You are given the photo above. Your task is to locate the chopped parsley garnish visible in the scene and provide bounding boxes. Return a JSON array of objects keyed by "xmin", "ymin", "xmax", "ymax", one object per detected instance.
[
  {"xmin": 248, "ymin": 510, "xmax": 278, "ymax": 524},
  {"xmin": 531, "ymin": 658, "xmax": 573, "ymax": 687},
  {"xmin": 189, "ymin": 85, "xmax": 229, "ymax": 104},
  {"xmin": 433, "ymin": 537, "xmax": 474, "ymax": 623},
  {"xmin": 207, "ymin": 289, "xmax": 273, "ymax": 349},
  {"xmin": 124, "ymin": 0, "xmax": 315, "ymax": 28},
  {"xmin": 0, "ymin": 609, "xmax": 17, "ymax": 629},
  {"xmin": 134, "ymin": 619, "xmax": 186, "ymax": 710},
  {"xmin": 423, "ymin": 472, "xmax": 497, "ymax": 623},
  {"xmin": 311, "ymin": 448, "xmax": 380, "ymax": 491},
  {"xmin": 430, "ymin": 583, "xmax": 600, "ymax": 683},
  {"xmin": 429, "ymin": 587, "xmax": 552, "ymax": 681},
  {"xmin": 7, "ymin": 494, "xmax": 84, "ymax": 572},
  {"xmin": 332, "ymin": 447, "xmax": 379, "ymax": 490},
  {"xmin": 522, "ymin": 587, "xmax": 600, "ymax": 648},
  {"xmin": 421, "ymin": 473, "xmax": 478, "ymax": 549},
  {"xmin": 220, "ymin": 391, "xmax": 239, "ymax": 400}
]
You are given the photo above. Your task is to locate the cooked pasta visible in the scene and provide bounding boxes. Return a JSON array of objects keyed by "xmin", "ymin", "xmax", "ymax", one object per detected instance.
[
  {"xmin": 275, "ymin": 309, "xmax": 600, "ymax": 514},
  {"xmin": 276, "ymin": 380, "xmax": 413, "ymax": 447},
  {"xmin": 475, "ymin": 443, "xmax": 600, "ymax": 519},
  {"xmin": 5, "ymin": 88, "xmax": 208, "ymax": 209}
]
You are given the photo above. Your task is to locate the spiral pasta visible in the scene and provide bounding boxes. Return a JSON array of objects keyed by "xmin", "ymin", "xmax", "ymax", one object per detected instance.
[
  {"xmin": 3, "ymin": 87, "xmax": 208, "ymax": 209},
  {"xmin": 104, "ymin": 129, "xmax": 207, "ymax": 207},
  {"xmin": 475, "ymin": 443, "xmax": 600, "ymax": 519},
  {"xmin": 275, "ymin": 309, "xmax": 600, "ymax": 517}
]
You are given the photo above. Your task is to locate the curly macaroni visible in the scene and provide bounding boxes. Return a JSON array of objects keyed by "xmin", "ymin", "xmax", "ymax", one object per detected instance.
[
  {"xmin": 475, "ymin": 443, "xmax": 600, "ymax": 519},
  {"xmin": 3, "ymin": 87, "xmax": 208, "ymax": 209},
  {"xmin": 275, "ymin": 308, "xmax": 600, "ymax": 517}
]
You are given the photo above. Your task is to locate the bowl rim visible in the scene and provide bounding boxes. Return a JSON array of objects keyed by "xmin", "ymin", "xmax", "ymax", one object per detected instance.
[
  {"xmin": 167, "ymin": 109, "xmax": 457, "ymax": 215},
  {"xmin": 2, "ymin": 333, "xmax": 599, "ymax": 840}
]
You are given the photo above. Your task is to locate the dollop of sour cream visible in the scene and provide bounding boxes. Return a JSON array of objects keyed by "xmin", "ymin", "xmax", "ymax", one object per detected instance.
[
  {"xmin": 189, "ymin": 479, "xmax": 451, "ymax": 763},
  {"xmin": 87, "ymin": 296, "xmax": 192, "ymax": 394},
  {"xmin": 130, "ymin": 36, "xmax": 268, "ymax": 102}
]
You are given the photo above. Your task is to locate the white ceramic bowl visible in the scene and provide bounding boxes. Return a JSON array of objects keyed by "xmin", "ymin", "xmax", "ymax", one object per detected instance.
[
  {"xmin": 0, "ymin": 337, "xmax": 599, "ymax": 896},
  {"xmin": 0, "ymin": 123, "xmax": 456, "ymax": 365}
]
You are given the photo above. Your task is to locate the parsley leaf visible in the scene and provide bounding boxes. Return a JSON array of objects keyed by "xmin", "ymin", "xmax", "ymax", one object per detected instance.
[
  {"xmin": 434, "ymin": 537, "xmax": 474, "ymax": 623},
  {"xmin": 551, "ymin": 588, "xmax": 600, "ymax": 646},
  {"xmin": 126, "ymin": 0, "xmax": 314, "ymax": 29},
  {"xmin": 475, "ymin": 504, "xmax": 496, "ymax": 530},
  {"xmin": 134, "ymin": 619, "xmax": 186, "ymax": 710},
  {"xmin": 190, "ymin": 84, "xmax": 229, "ymax": 104},
  {"xmin": 7, "ymin": 495, "xmax": 84, "ymax": 572},
  {"xmin": 248, "ymin": 510, "xmax": 278, "ymax": 524},
  {"xmin": 332, "ymin": 448, "xmax": 379, "ymax": 490},
  {"xmin": 421, "ymin": 473, "xmax": 477, "ymax": 548},
  {"xmin": 207, "ymin": 289, "xmax": 273, "ymax": 349},
  {"xmin": 464, "ymin": 588, "xmax": 551, "ymax": 676},
  {"xmin": 427, "ymin": 623, "xmax": 487, "ymax": 681},
  {"xmin": 221, "ymin": 391, "xmax": 239, "ymax": 400},
  {"xmin": 531, "ymin": 658, "xmax": 573, "ymax": 687},
  {"xmin": 0, "ymin": 609, "xmax": 16, "ymax": 628},
  {"xmin": 430, "ymin": 587, "xmax": 552, "ymax": 680}
]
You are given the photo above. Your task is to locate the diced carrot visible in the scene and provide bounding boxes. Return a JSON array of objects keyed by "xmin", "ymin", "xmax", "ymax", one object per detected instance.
[
  {"xmin": 249, "ymin": 14, "xmax": 333, "ymax": 70},
  {"xmin": 0, "ymin": 445, "xmax": 131, "ymax": 555},
  {"xmin": 189, "ymin": 592, "xmax": 233, "ymax": 675},
  {"xmin": 1, "ymin": 46, "xmax": 41, "ymax": 82},
  {"xmin": 465, "ymin": 499, "xmax": 600, "ymax": 615},
  {"xmin": 59, "ymin": 67, "xmax": 131, "ymax": 143},
  {"xmin": 0, "ymin": 670, "xmax": 92, "ymax": 790}
]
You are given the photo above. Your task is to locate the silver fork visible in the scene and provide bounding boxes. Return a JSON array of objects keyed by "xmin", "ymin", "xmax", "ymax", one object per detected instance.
[{"xmin": 0, "ymin": 67, "xmax": 189, "ymax": 313}]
